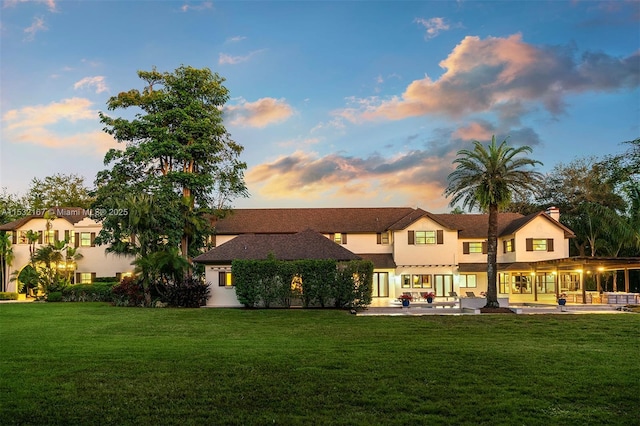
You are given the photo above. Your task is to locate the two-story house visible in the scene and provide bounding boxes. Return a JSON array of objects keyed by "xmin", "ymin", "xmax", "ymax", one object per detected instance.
[
  {"xmin": 195, "ymin": 207, "xmax": 576, "ymax": 307},
  {"xmin": 0, "ymin": 208, "xmax": 134, "ymax": 293}
]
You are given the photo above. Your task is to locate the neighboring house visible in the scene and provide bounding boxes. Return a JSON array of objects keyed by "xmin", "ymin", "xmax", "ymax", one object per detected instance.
[
  {"xmin": 0, "ymin": 208, "xmax": 134, "ymax": 292},
  {"xmin": 194, "ymin": 207, "xmax": 581, "ymax": 307}
]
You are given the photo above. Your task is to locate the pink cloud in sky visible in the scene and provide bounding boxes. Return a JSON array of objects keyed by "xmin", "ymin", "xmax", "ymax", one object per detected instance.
[
  {"xmin": 414, "ymin": 17, "xmax": 450, "ymax": 39},
  {"xmin": 2, "ymin": 97, "xmax": 117, "ymax": 155},
  {"xmin": 336, "ymin": 34, "xmax": 639, "ymax": 123},
  {"xmin": 4, "ymin": 0, "xmax": 56, "ymax": 12},
  {"xmin": 225, "ymin": 97, "xmax": 294, "ymax": 128}
]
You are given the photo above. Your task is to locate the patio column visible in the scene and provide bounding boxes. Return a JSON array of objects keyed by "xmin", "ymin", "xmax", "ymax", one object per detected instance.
[
  {"xmin": 624, "ymin": 268, "xmax": 630, "ymax": 293},
  {"xmin": 613, "ymin": 270, "xmax": 618, "ymax": 292},
  {"xmin": 580, "ymin": 268, "xmax": 586, "ymax": 304}
]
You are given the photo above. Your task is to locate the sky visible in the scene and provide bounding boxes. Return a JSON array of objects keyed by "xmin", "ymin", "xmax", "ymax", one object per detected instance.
[{"xmin": 1, "ymin": 0, "xmax": 639, "ymax": 213}]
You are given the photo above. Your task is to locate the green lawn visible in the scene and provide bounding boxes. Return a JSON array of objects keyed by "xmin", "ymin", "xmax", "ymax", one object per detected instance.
[{"xmin": 0, "ymin": 304, "xmax": 638, "ymax": 425}]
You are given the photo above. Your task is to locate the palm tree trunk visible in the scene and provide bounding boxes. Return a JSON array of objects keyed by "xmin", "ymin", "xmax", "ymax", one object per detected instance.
[{"xmin": 485, "ymin": 203, "xmax": 500, "ymax": 308}]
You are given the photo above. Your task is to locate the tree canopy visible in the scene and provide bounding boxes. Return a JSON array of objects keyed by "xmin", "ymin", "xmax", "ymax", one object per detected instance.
[
  {"xmin": 93, "ymin": 66, "xmax": 247, "ymax": 298},
  {"xmin": 445, "ymin": 136, "xmax": 543, "ymax": 308}
]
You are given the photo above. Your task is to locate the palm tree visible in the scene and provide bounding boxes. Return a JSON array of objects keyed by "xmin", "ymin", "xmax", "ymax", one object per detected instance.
[
  {"xmin": 0, "ymin": 232, "xmax": 14, "ymax": 292},
  {"xmin": 445, "ymin": 136, "xmax": 543, "ymax": 308}
]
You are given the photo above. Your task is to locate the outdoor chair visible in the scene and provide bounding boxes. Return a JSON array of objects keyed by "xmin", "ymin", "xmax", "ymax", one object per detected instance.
[
  {"xmin": 449, "ymin": 291, "xmax": 458, "ymax": 298},
  {"xmin": 466, "ymin": 291, "xmax": 477, "ymax": 298}
]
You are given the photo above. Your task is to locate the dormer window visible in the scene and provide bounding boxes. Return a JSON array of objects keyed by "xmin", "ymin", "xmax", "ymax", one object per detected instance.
[{"xmin": 526, "ymin": 238, "xmax": 554, "ymax": 252}]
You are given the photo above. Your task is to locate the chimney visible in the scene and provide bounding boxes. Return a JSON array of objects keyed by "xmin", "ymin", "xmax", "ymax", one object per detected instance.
[{"xmin": 546, "ymin": 206, "xmax": 560, "ymax": 222}]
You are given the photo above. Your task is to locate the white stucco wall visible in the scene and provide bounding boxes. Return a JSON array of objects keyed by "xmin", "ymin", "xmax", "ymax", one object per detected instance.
[
  {"xmin": 392, "ymin": 217, "xmax": 459, "ymax": 266},
  {"xmin": 204, "ymin": 265, "xmax": 242, "ymax": 307}
]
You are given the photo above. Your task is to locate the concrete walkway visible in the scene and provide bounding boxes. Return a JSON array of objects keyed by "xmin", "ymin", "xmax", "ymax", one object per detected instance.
[{"xmin": 356, "ymin": 303, "xmax": 633, "ymax": 316}]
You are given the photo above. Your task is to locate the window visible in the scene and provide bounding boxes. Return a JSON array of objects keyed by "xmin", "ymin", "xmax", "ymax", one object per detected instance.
[
  {"xmin": 504, "ymin": 238, "xmax": 515, "ymax": 253},
  {"xmin": 499, "ymin": 273, "xmax": 510, "ymax": 294},
  {"xmin": 376, "ymin": 232, "xmax": 390, "ymax": 245},
  {"xmin": 218, "ymin": 271, "xmax": 233, "ymax": 287},
  {"xmin": 559, "ymin": 273, "xmax": 580, "ymax": 292},
  {"xmin": 408, "ymin": 230, "xmax": 443, "ymax": 245},
  {"xmin": 526, "ymin": 238, "xmax": 554, "ymax": 252},
  {"xmin": 459, "ymin": 274, "xmax": 477, "ymax": 288},
  {"xmin": 433, "ymin": 274, "xmax": 453, "ymax": 297},
  {"xmin": 412, "ymin": 274, "xmax": 431, "ymax": 288},
  {"xmin": 44, "ymin": 230, "xmax": 57, "ymax": 244},
  {"xmin": 511, "ymin": 273, "xmax": 532, "ymax": 294},
  {"xmin": 463, "ymin": 242, "xmax": 486, "ymax": 254},
  {"xmin": 64, "ymin": 230, "xmax": 75, "ymax": 246},
  {"xmin": 80, "ymin": 273, "xmax": 93, "ymax": 284},
  {"xmin": 18, "ymin": 231, "xmax": 30, "ymax": 244},
  {"xmin": 331, "ymin": 233, "xmax": 347, "ymax": 244},
  {"xmin": 80, "ymin": 232, "xmax": 92, "ymax": 247},
  {"xmin": 536, "ymin": 273, "xmax": 556, "ymax": 294},
  {"xmin": 401, "ymin": 274, "xmax": 411, "ymax": 288},
  {"xmin": 415, "ymin": 231, "xmax": 435, "ymax": 244},
  {"xmin": 372, "ymin": 272, "xmax": 389, "ymax": 298}
]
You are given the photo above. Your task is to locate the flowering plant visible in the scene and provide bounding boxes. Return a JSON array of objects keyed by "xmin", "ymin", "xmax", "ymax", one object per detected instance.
[
  {"xmin": 421, "ymin": 292, "xmax": 435, "ymax": 299},
  {"xmin": 558, "ymin": 292, "xmax": 567, "ymax": 300},
  {"xmin": 480, "ymin": 291, "xmax": 486, "ymax": 297},
  {"xmin": 398, "ymin": 294, "xmax": 413, "ymax": 301}
]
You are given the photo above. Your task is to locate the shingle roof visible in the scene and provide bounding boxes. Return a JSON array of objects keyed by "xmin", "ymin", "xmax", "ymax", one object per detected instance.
[
  {"xmin": 432, "ymin": 212, "xmax": 527, "ymax": 238},
  {"xmin": 212, "ymin": 208, "xmax": 420, "ymax": 234},
  {"xmin": 0, "ymin": 207, "xmax": 88, "ymax": 231},
  {"xmin": 193, "ymin": 229, "xmax": 361, "ymax": 264}
]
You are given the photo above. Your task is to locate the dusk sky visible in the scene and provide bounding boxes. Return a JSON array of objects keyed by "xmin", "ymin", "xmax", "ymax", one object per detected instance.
[{"xmin": 1, "ymin": 0, "xmax": 638, "ymax": 212}]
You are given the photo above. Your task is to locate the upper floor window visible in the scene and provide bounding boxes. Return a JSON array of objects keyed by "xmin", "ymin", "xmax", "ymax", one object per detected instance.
[
  {"xmin": 463, "ymin": 241, "xmax": 486, "ymax": 254},
  {"xmin": 408, "ymin": 230, "xmax": 443, "ymax": 245},
  {"xmin": 17, "ymin": 230, "xmax": 41, "ymax": 244},
  {"xmin": 503, "ymin": 238, "xmax": 515, "ymax": 253},
  {"xmin": 526, "ymin": 238, "xmax": 554, "ymax": 252},
  {"xmin": 80, "ymin": 232, "xmax": 95, "ymax": 247},
  {"xmin": 376, "ymin": 232, "xmax": 390, "ymax": 245},
  {"xmin": 331, "ymin": 233, "xmax": 347, "ymax": 244}
]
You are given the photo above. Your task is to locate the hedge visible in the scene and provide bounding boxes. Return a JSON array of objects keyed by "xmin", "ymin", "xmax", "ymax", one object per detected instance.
[
  {"xmin": 232, "ymin": 258, "xmax": 373, "ymax": 309},
  {"xmin": 0, "ymin": 292, "xmax": 19, "ymax": 300},
  {"xmin": 61, "ymin": 283, "xmax": 116, "ymax": 302}
]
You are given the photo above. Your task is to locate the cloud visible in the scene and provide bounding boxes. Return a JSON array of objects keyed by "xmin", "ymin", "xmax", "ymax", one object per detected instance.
[
  {"xmin": 218, "ymin": 49, "xmax": 266, "ymax": 65},
  {"xmin": 246, "ymin": 148, "xmax": 455, "ymax": 208},
  {"xmin": 4, "ymin": 0, "xmax": 57, "ymax": 12},
  {"xmin": 2, "ymin": 97, "xmax": 117, "ymax": 155},
  {"xmin": 74, "ymin": 76, "xmax": 108, "ymax": 94},
  {"xmin": 180, "ymin": 1, "xmax": 213, "ymax": 12},
  {"xmin": 226, "ymin": 35, "xmax": 246, "ymax": 43},
  {"xmin": 415, "ymin": 17, "xmax": 450, "ymax": 39},
  {"xmin": 246, "ymin": 123, "xmax": 543, "ymax": 208},
  {"xmin": 225, "ymin": 97, "xmax": 294, "ymax": 128},
  {"xmin": 24, "ymin": 16, "xmax": 47, "ymax": 41},
  {"xmin": 334, "ymin": 34, "xmax": 640, "ymax": 123}
]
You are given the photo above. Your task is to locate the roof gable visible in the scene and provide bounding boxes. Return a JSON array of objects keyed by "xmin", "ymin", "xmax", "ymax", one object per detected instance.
[
  {"xmin": 0, "ymin": 207, "xmax": 88, "ymax": 231},
  {"xmin": 194, "ymin": 229, "xmax": 361, "ymax": 264}
]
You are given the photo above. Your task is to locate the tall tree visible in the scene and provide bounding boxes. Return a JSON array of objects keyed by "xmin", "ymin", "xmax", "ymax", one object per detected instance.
[
  {"xmin": 26, "ymin": 173, "xmax": 93, "ymax": 209},
  {"xmin": 94, "ymin": 65, "xmax": 248, "ymax": 267},
  {"xmin": 0, "ymin": 232, "xmax": 14, "ymax": 292},
  {"xmin": 537, "ymin": 156, "xmax": 634, "ymax": 256},
  {"xmin": 445, "ymin": 136, "xmax": 543, "ymax": 308}
]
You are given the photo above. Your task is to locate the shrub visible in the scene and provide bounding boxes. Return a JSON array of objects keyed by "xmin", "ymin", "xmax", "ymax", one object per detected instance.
[
  {"xmin": 61, "ymin": 283, "xmax": 115, "ymax": 302},
  {"xmin": 111, "ymin": 277, "xmax": 145, "ymax": 307},
  {"xmin": 47, "ymin": 292, "xmax": 62, "ymax": 302},
  {"xmin": 163, "ymin": 277, "xmax": 211, "ymax": 308},
  {"xmin": 0, "ymin": 292, "xmax": 19, "ymax": 300}
]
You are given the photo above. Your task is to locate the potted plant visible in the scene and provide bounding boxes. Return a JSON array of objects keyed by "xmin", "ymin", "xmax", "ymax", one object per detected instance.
[
  {"xmin": 422, "ymin": 291, "xmax": 435, "ymax": 303},
  {"xmin": 558, "ymin": 292, "xmax": 567, "ymax": 306},
  {"xmin": 398, "ymin": 293, "xmax": 412, "ymax": 307}
]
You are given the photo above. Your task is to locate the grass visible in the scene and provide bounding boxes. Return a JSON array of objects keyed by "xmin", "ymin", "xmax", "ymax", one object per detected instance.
[{"xmin": 0, "ymin": 303, "xmax": 638, "ymax": 425}]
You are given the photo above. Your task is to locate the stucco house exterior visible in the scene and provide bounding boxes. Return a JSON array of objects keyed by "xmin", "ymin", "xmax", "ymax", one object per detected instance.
[
  {"xmin": 0, "ymin": 208, "xmax": 134, "ymax": 293},
  {"xmin": 194, "ymin": 207, "xmax": 588, "ymax": 307}
]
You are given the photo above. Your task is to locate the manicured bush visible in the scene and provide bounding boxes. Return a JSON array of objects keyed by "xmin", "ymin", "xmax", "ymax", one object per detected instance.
[
  {"xmin": 232, "ymin": 258, "xmax": 373, "ymax": 309},
  {"xmin": 47, "ymin": 292, "xmax": 63, "ymax": 302},
  {"xmin": 0, "ymin": 292, "xmax": 19, "ymax": 300},
  {"xmin": 163, "ymin": 277, "xmax": 211, "ymax": 308},
  {"xmin": 61, "ymin": 283, "xmax": 116, "ymax": 302},
  {"xmin": 111, "ymin": 277, "xmax": 145, "ymax": 307}
]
